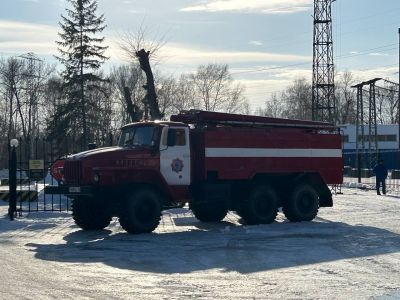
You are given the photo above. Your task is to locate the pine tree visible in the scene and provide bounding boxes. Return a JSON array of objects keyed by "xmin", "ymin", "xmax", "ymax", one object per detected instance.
[{"xmin": 55, "ymin": 0, "xmax": 108, "ymax": 150}]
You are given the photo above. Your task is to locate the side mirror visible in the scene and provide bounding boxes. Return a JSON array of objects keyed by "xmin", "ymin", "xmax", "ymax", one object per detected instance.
[
  {"xmin": 88, "ymin": 143, "xmax": 97, "ymax": 150},
  {"xmin": 167, "ymin": 129, "xmax": 176, "ymax": 147}
]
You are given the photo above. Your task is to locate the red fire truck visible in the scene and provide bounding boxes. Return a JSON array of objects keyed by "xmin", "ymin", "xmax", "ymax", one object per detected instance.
[{"xmin": 46, "ymin": 110, "xmax": 343, "ymax": 234}]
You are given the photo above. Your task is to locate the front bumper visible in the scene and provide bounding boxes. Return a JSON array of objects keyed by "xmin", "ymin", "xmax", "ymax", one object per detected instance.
[{"xmin": 44, "ymin": 185, "xmax": 94, "ymax": 196}]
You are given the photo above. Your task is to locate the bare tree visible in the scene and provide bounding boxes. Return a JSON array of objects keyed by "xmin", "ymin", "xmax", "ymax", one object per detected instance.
[
  {"xmin": 336, "ymin": 71, "xmax": 356, "ymax": 124},
  {"xmin": 110, "ymin": 64, "xmax": 145, "ymax": 124},
  {"xmin": 256, "ymin": 78, "xmax": 312, "ymax": 121},
  {"xmin": 21, "ymin": 54, "xmax": 55, "ymax": 141},
  {"xmin": 156, "ymin": 75, "xmax": 177, "ymax": 118},
  {"xmin": 257, "ymin": 93, "xmax": 285, "ymax": 118},
  {"xmin": 0, "ymin": 55, "xmax": 54, "ymax": 162},
  {"xmin": 191, "ymin": 63, "xmax": 248, "ymax": 113},
  {"xmin": 119, "ymin": 27, "xmax": 166, "ymax": 120},
  {"xmin": 379, "ymin": 81, "xmax": 398, "ymax": 124},
  {"xmin": 281, "ymin": 78, "xmax": 312, "ymax": 120},
  {"xmin": 223, "ymin": 83, "xmax": 248, "ymax": 113},
  {"xmin": 86, "ymin": 74, "xmax": 114, "ymax": 145},
  {"xmin": 385, "ymin": 85, "xmax": 398, "ymax": 124},
  {"xmin": 43, "ymin": 76, "xmax": 64, "ymax": 125},
  {"xmin": 0, "ymin": 57, "xmax": 26, "ymax": 138},
  {"xmin": 171, "ymin": 74, "xmax": 199, "ymax": 113}
]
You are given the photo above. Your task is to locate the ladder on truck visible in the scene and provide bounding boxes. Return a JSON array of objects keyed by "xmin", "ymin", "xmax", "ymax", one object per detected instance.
[{"xmin": 171, "ymin": 110, "xmax": 338, "ymax": 131}]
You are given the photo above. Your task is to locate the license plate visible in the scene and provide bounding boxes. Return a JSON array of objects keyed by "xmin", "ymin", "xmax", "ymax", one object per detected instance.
[{"xmin": 69, "ymin": 187, "xmax": 81, "ymax": 193}]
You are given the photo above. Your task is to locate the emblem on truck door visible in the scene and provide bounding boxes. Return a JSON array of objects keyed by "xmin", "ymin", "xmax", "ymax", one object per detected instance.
[{"xmin": 171, "ymin": 158, "xmax": 184, "ymax": 173}]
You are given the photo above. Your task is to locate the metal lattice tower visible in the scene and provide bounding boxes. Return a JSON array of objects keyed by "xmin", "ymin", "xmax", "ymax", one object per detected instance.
[
  {"xmin": 367, "ymin": 79, "xmax": 380, "ymax": 168},
  {"xmin": 353, "ymin": 78, "xmax": 382, "ymax": 178},
  {"xmin": 354, "ymin": 83, "xmax": 365, "ymax": 180},
  {"xmin": 312, "ymin": 0, "xmax": 336, "ymax": 123}
]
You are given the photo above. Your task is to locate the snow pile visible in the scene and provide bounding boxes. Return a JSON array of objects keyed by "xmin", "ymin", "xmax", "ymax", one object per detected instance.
[{"xmin": 341, "ymin": 181, "xmax": 370, "ymax": 190}]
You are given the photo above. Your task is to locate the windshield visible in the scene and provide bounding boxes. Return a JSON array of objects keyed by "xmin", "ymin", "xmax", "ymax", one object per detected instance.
[{"xmin": 118, "ymin": 126, "xmax": 156, "ymax": 147}]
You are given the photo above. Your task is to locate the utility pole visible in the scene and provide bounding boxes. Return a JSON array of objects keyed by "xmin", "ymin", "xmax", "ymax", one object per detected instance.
[
  {"xmin": 353, "ymin": 83, "xmax": 365, "ymax": 183},
  {"xmin": 8, "ymin": 139, "xmax": 18, "ymax": 220},
  {"xmin": 398, "ymin": 28, "xmax": 400, "ymax": 168},
  {"xmin": 312, "ymin": 0, "xmax": 336, "ymax": 123},
  {"xmin": 367, "ymin": 78, "xmax": 381, "ymax": 169}
]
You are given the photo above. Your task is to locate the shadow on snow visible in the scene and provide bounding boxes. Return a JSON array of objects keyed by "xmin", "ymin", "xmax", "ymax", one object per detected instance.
[{"xmin": 26, "ymin": 215, "xmax": 400, "ymax": 274}]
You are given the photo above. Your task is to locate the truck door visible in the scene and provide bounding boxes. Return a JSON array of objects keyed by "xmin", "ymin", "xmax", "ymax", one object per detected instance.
[{"xmin": 159, "ymin": 126, "xmax": 191, "ymax": 185}]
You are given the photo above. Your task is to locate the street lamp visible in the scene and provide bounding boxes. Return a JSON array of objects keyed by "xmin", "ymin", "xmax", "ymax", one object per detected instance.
[
  {"xmin": 10, "ymin": 139, "xmax": 19, "ymax": 148},
  {"xmin": 8, "ymin": 139, "xmax": 18, "ymax": 220},
  {"xmin": 398, "ymin": 28, "xmax": 400, "ymax": 169}
]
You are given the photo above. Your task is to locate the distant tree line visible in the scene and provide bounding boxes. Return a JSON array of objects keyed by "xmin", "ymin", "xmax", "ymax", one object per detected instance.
[{"xmin": 257, "ymin": 71, "xmax": 399, "ymax": 125}]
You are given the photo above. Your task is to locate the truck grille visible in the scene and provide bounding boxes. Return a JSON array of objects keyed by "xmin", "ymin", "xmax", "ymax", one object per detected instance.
[{"xmin": 64, "ymin": 160, "xmax": 82, "ymax": 185}]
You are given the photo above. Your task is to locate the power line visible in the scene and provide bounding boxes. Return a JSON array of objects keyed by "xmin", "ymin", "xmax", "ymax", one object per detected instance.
[
  {"xmin": 246, "ymin": 8, "xmax": 400, "ymax": 55},
  {"xmin": 231, "ymin": 44, "xmax": 398, "ymax": 76},
  {"xmin": 232, "ymin": 61, "xmax": 311, "ymax": 75},
  {"xmin": 338, "ymin": 7, "xmax": 400, "ymax": 26},
  {"xmin": 240, "ymin": 63, "xmax": 399, "ymax": 100},
  {"xmin": 338, "ymin": 44, "xmax": 397, "ymax": 59}
]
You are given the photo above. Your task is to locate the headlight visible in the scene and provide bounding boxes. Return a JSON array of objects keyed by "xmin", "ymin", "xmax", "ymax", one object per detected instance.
[{"xmin": 93, "ymin": 173, "xmax": 100, "ymax": 183}]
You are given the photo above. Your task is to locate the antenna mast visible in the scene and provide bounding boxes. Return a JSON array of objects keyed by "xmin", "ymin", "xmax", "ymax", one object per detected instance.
[{"xmin": 312, "ymin": 0, "xmax": 336, "ymax": 123}]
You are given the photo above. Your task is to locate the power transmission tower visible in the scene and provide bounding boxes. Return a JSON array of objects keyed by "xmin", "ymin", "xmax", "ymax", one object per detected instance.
[
  {"xmin": 312, "ymin": 0, "xmax": 336, "ymax": 123},
  {"xmin": 367, "ymin": 78, "xmax": 380, "ymax": 169},
  {"xmin": 353, "ymin": 83, "xmax": 365, "ymax": 183},
  {"xmin": 19, "ymin": 52, "xmax": 43, "ymax": 139},
  {"xmin": 19, "ymin": 52, "xmax": 43, "ymax": 159},
  {"xmin": 352, "ymin": 78, "xmax": 382, "ymax": 178}
]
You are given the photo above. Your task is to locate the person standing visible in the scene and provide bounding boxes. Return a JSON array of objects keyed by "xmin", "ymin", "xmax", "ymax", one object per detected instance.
[{"xmin": 373, "ymin": 159, "xmax": 388, "ymax": 195}]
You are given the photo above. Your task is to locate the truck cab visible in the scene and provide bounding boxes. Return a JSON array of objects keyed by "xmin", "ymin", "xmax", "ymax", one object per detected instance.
[
  {"xmin": 118, "ymin": 122, "xmax": 191, "ymax": 187},
  {"xmin": 59, "ymin": 121, "xmax": 191, "ymax": 189}
]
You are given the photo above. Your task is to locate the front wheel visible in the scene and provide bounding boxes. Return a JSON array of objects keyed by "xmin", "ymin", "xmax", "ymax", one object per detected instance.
[
  {"xmin": 72, "ymin": 196, "xmax": 112, "ymax": 230},
  {"xmin": 119, "ymin": 188, "xmax": 162, "ymax": 234},
  {"xmin": 283, "ymin": 184, "xmax": 319, "ymax": 222}
]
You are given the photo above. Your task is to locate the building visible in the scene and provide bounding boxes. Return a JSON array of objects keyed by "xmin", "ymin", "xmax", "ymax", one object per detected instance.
[{"xmin": 341, "ymin": 124, "xmax": 399, "ymax": 169}]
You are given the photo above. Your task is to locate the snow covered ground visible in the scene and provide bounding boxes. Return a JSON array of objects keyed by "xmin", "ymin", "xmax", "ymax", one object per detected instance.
[{"xmin": 1, "ymin": 188, "xmax": 400, "ymax": 299}]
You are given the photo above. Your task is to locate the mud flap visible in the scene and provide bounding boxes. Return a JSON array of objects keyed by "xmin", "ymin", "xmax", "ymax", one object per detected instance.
[{"xmin": 317, "ymin": 184, "xmax": 333, "ymax": 207}]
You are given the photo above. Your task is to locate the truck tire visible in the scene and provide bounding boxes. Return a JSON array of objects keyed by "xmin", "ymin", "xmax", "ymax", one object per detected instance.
[
  {"xmin": 119, "ymin": 188, "xmax": 162, "ymax": 234},
  {"xmin": 190, "ymin": 200, "xmax": 228, "ymax": 222},
  {"xmin": 72, "ymin": 196, "xmax": 112, "ymax": 230},
  {"xmin": 240, "ymin": 185, "xmax": 278, "ymax": 225},
  {"xmin": 283, "ymin": 184, "xmax": 319, "ymax": 222}
]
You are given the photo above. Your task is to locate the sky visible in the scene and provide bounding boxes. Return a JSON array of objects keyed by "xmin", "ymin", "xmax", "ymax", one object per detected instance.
[{"xmin": 0, "ymin": 0, "xmax": 399, "ymax": 109}]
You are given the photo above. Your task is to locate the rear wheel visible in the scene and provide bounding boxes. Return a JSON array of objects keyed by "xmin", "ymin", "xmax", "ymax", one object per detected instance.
[
  {"xmin": 240, "ymin": 185, "xmax": 278, "ymax": 225},
  {"xmin": 283, "ymin": 184, "xmax": 319, "ymax": 222},
  {"xmin": 190, "ymin": 200, "xmax": 228, "ymax": 222},
  {"xmin": 72, "ymin": 196, "xmax": 112, "ymax": 230},
  {"xmin": 119, "ymin": 188, "xmax": 162, "ymax": 234}
]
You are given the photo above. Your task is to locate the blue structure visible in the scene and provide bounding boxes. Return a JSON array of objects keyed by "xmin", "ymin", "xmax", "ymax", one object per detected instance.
[{"xmin": 341, "ymin": 124, "xmax": 400, "ymax": 170}]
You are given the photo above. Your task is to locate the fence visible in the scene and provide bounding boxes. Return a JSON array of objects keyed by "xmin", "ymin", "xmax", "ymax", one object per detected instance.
[
  {"xmin": 0, "ymin": 137, "xmax": 77, "ymax": 214},
  {"xmin": 343, "ymin": 173, "xmax": 400, "ymax": 193}
]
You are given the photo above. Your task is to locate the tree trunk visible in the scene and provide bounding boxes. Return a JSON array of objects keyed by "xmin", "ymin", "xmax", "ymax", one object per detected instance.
[
  {"xmin": 123, "ymin": 86, "xmax": 143, "ymax": 122},
  {"xmin": 135, "ymin": 49, "xmax": 162, "ymax": 120}
]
